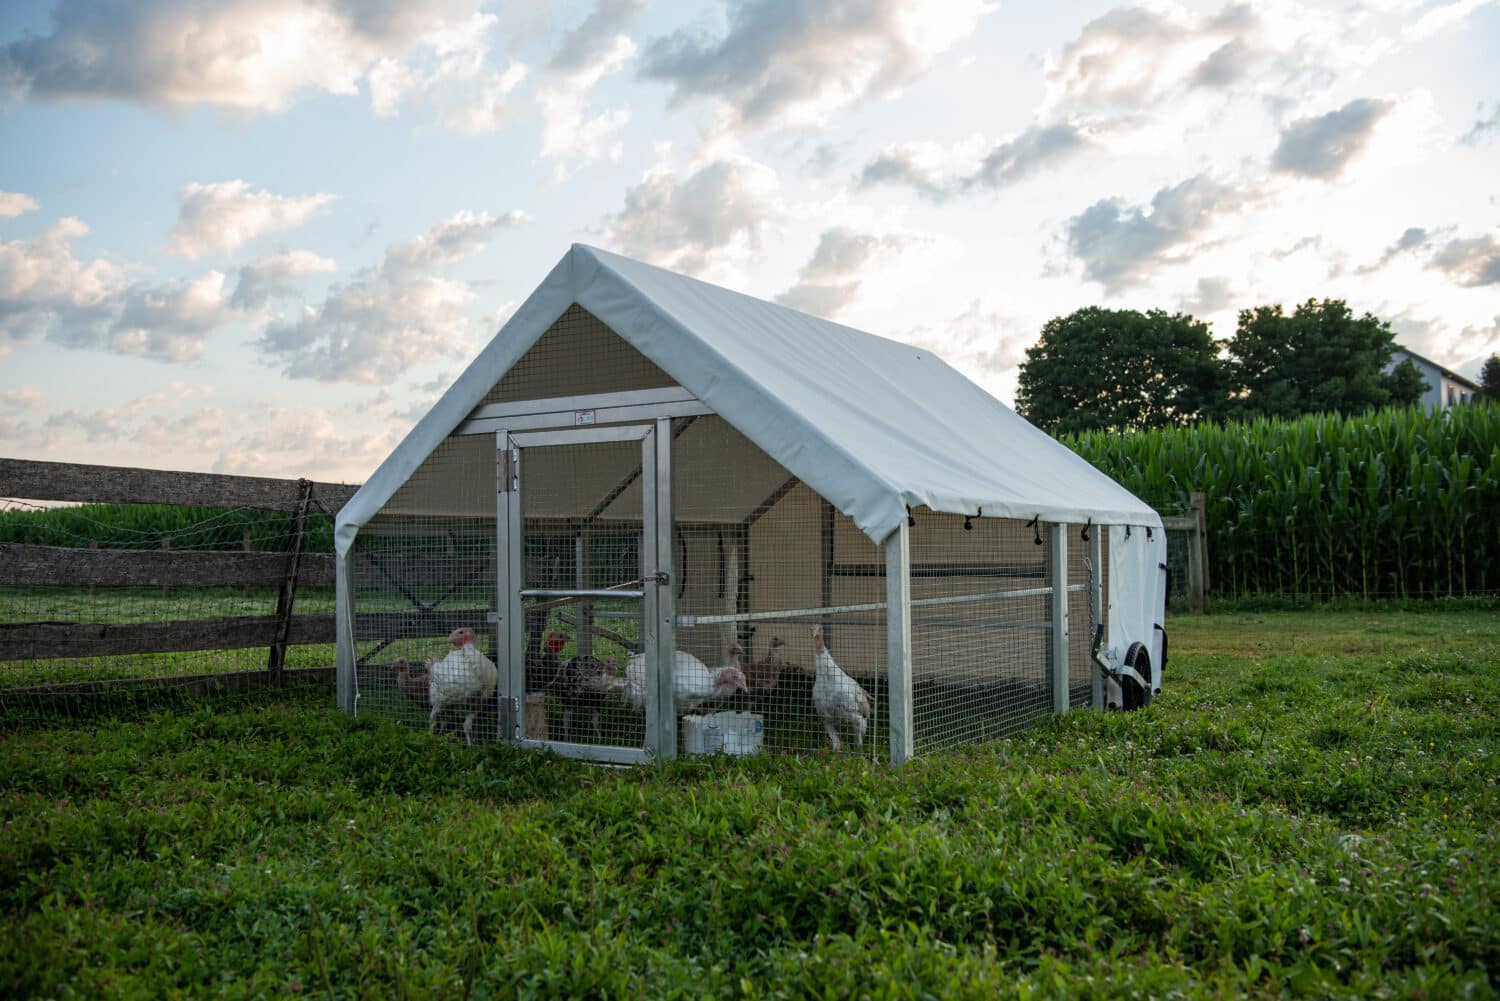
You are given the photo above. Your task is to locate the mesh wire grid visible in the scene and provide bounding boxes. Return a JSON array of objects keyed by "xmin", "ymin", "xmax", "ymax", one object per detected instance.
[
  {"xmin": 0, "ymin": 497, "xmax": 335, "ymax": 723},
  {"xmin": 676, "ymin": 429, "xmax": 885, "ymax": 759},
  {"xmin": 343, "ymin": 305, "xmax": 1113, "ymax": 757},
  {"xmin": 1164, "ymin": 525, "xmax": 1192, "ymax": 611},
  {"xmin": 907, "ymin": 510, "xmax": 1056, "ymax": 752},
  {"xmin": 353, "ymin": 435, "xmax": 500, "ymax": 744},
  {"xmin": 515, "ymin": 438, "xmax": 647, "ymax": 751}
]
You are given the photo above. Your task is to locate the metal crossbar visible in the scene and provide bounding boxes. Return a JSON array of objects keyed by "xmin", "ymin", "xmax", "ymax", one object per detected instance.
[{"xmin": 676, "ymin": 582, "xmax": 1090, "ymax": 627}]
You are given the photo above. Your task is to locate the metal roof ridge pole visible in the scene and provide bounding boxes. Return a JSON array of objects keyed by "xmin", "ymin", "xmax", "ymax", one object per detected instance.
[
  {"xmin": 1051, "ymin": 523, "xmax": 1069, "ymax": 715},
  {"xmin": 885, "ymin": 518, "xmax": 913, "ymax": 765}
]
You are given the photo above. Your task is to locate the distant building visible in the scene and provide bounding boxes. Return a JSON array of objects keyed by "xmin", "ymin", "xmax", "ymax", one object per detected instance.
[{"xmin": 1389, "ymin": 347, "xmax": 1482, "ymax": 411}]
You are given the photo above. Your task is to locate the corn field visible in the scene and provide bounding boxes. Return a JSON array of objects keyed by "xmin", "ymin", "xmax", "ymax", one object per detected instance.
[
  {"xmin": 0, "ymin": 503, "xmax": 335, "ymax": 553},
  {"xmin": 1067, "ymin": 404, "xmax": 1500, "ymax": 599}
]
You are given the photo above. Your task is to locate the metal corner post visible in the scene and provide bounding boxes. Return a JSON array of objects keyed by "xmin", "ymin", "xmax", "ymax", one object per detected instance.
[
  {"xmin": 1050, "ymin": 522, "xmax": 1069, "ymax": 714},
  {"xmin": 500, "ymin": 431, "xmax": 524, "ymax": 743},
  {"xmin": 885, "ymin": 519, "xmax": 913, "ymax": 765},
  {"xmin": 335, "ymin": 549, "xmax": 356, "ymax": 714},
  {"xmin": 651, "ymin": 418, "xmax": 677, "ymax": 759},
  {"xmin": 1090, "ymin": 527, "xmax": 1104, "ymax": 711}
]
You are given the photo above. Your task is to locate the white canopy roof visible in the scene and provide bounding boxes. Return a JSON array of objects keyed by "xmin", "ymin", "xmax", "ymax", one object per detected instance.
[{"xmin": 336, "ymin": 244, "xmax": 1159, "ymax": 555}]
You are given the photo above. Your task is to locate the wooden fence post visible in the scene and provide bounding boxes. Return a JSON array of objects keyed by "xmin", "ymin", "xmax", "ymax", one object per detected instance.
[
  {"xmin": 1190, "ymin": 491, "xmax": 1209, "ymax": 612},
  {"xmin": 267, "ymin": 480, "xmax": 313, "ymax": 683}
]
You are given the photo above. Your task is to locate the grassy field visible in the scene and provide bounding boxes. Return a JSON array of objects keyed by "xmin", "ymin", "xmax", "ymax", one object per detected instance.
[{"xmin": 2, "ymin": 608, "xmax": 1496, "ymax": 998}]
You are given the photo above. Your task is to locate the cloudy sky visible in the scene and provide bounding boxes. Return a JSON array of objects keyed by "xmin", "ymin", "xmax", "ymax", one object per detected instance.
[{"xmin": 1, "ymin": 0, "xmax": 1497, "ymax": 484}]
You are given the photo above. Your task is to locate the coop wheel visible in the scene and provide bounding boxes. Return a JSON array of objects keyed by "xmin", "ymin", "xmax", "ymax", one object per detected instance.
[{"xmin": 1120, "ymin": 641, "xmax": 1152, "ymax": 711}]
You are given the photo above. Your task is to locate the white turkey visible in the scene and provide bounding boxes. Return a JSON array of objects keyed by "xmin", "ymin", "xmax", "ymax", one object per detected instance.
[
  {"xmin": 623, "ymin": 649, "xmax": 747, "ymax": 718},
  {"xmin": 811, "ymin": 624, "xmax": 871, "ymax": 751},
  {"xmin": 427, "ymin": 626, "xmax": 498, "ymax": 745}
]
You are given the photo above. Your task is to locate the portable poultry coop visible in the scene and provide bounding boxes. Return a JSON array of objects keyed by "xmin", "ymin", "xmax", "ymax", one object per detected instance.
[{"xmin": 335, "ymin": 245, "xmax": 1167, "ymax": 764}]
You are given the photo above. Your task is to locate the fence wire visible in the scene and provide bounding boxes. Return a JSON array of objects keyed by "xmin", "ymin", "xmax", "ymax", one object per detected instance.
[{"xmin": 0, "ymin": 496, "xmax": 334, "ymax": 724}]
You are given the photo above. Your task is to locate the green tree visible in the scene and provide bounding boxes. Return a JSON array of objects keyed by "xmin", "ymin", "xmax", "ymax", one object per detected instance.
[
  {"xmin": 1223, "ymin": 298, "xmax": 1424, "ymax": 419},
  {"xmin": 1015, "ymin": 306, "xmax": 1223, "ymax": 434},
  {"xmin": 1481, "ymin": 354, "xmax": 1500, "ymax": 403}
]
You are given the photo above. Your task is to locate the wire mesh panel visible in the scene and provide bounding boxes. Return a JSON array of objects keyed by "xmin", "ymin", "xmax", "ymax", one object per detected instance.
[
  {"xmin": 908, "ymin": 510, "xmax": 1052, "ymax": 752},
  {"xmin": 350, "ymin": 436, "xmax": 499, "ymax": 744},
  {"xmin": 672, "ymin": 417, "xmax": 884, "ymax": 758},
  {"xmin": 0, "ymin": 496, "xmax": 336, "ymax": 724},
  {"xmin": 1068, "ymin": 525, "xmax": 1109, "ymax": 710},
  {"xmin": 516, "ymin": 437, "xmax": 646, "ymax": 752},
  {"xmin": 1164, "ymin": 525, "xmax": 1191, "ymax": 612},
  {"xmin": 483, "ymin": 305, "xmax": 679, "ymax": 405}
]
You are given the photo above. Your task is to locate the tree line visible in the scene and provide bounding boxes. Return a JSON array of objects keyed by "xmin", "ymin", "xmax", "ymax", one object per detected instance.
[{"xmin": 1015, "ymin": 298, "xmax": 1500, "ymax": 434}]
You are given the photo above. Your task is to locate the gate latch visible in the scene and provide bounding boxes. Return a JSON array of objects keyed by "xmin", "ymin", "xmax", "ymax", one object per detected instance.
[{"xmin": 651, "ymin": 571, "xmax": 670, "ymax": 587}]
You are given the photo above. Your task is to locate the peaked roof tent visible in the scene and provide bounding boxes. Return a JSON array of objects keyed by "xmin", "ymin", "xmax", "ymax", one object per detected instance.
[{"xmin": 335, "ymin": 244, "xmax": 1160, "ymax": 556}]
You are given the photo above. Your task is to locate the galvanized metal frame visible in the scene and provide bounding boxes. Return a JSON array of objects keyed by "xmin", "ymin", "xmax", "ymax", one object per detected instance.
[
  {"xmin": 651, "ymin": 417, "xmax": 676, "ymax": 760},
  {"xmin": 500, "ymin": 422, "xmax": 661, "ymax": 765},
  {"xmin": 885, "ymin": 521, "xmax": 913, "ymax": 766},
  {"xmin": 1050, "ymin": 522, "xmax": 1069, "ymax": 715},
  {"xmin": 1090, "ymin": 528, "xmax": 1104, "ymax": 711},
  {"xmin": 460, "ymin": 388, "xmax": 713, "ymax": 436}
]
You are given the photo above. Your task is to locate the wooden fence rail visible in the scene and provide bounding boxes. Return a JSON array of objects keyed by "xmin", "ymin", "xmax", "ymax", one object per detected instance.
[
  {"xmin": 1, "ymin": 458, "xmax": 361, "ymax": 700},
  {"xmin": 0, "ymin": 458, "xmax": 358, "ymax": 512}
]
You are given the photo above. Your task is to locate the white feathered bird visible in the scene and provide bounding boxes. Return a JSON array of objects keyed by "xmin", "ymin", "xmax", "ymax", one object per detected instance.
[
  {"xmin": 623, "ymin": 649, "xmax": 747, "ymax": 717},
  {"xmin": 427, "ymin": 626, "xmax": 498, "ymax": 745},
  {"xmin": 811, "ymin": 624, "xmax": 871, "ymax": 751}
]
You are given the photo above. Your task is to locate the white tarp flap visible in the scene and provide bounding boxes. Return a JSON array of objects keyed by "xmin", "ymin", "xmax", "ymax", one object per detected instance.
[
  {"xmin": 1107, "ymin": 525, "xmax": 1168, "ymax": 689},
  {"xmin": 336, "ymin": 244, "xmax": 1161, "ymax": 555}
]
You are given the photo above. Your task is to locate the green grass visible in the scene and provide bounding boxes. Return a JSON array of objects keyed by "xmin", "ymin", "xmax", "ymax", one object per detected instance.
[{"xmin": 2, "ymin": 609, "xmax": 1497, "ymax": 998}]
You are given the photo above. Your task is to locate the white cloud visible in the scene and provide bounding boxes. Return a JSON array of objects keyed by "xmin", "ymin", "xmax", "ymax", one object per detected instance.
[
  {"xmin": 169, "ymin": 181, "xmax": 334, "ymax": 259},
  {"xmin": 0, "ymin": 216, "xmax": 233, "ymax": 362},
  {"xmin": 212, "ymin": 405, "xmax": 402, "ymax": 481},
  {"xmin": 862, "ymin": 125, "xmax": 1090, "ymax": 199},
  {"xmin": 899, "ymin": 300, "xmax": 1033, "ymax": 375},
  {"xmin": 1178, "ymin": 275, "xmax": 1237, "ymax": 315},
  {"xmin": 1271, "ymin": 98, "xmax": 1395, "ymax": 178},
  {"xmin": 231, "ymin": 250, "xmax": 338, "ymax": 310},
  {"xmin": 1462, "ymin": 101, "xmax": 1500, "ymax": 144},
  {"xmin": 1403, "ymin": 0, "xmax": 1498, "ymax": 41},
  {"xmin": 1040, "ymin": 2, "xmax": 1390, "ymax": 125},
  {"xmin": 0, "ymin": 191, "xmax": 39, "ymax": 219},
  {"xmin": 383, "ymin": 209, "xmax": 524, "ymax": 274},
  {"xmin": 365, "ymin": 12, "xmax": 528, "ymax": 134},
  {"xmin": 640, "ymin": 0, "xmax": 992, "ymax": 132},
  {"xmin": 776, "ymin": 227, "xmax": 913, "ymax": 318},
  {"xmin": 255, "ymin": 210, "xmax": 519, "ymax": 383},
  {"xmin": 0, "ymin": 217, "xmax": 125, "ymax": 347},
  {"xmin": 1065, "ymin": 173, "xmax": 1262, "ymax": 291},
  {"xmin": 108, "ymin": 272, "xmax": 228, "ymax": 362},
  {"xmin": 1427, "ymin": 234, "xmax": 1500, "ymax": 287},
  {"xmin": 2, "ymin": 386, "xmax": 46, "ymax": 411},
  {"xmin": 1358, "ymin": 227, "xmax": 1500, "ymax": 287},
  {"xmin": 603, "ymin": 156, "xmax": 782, "ymax": 275},
  {"xmin": 0, "ymin": 0, "xmax": 486, "ymax": 114},
  {"xmin": 549, "ymin": 0, "xmax": 646, "ymax": 80},
  {"xmin": 536, "ymin": 87, "xmax": 631, "ymax": 177}
]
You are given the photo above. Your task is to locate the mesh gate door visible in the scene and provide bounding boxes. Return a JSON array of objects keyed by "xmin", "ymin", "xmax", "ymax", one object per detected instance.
[{"xmin": 505, "ymin": 426, "xmax": 659, "ymax": 763}]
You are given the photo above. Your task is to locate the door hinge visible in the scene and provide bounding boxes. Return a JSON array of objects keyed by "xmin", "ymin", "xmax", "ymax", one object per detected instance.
[
  {"xmin": 498, "ymin": 448, "xmax": 516, "ymax": 493},
  {"xmin": 508, "ymin": 695, "xmax": 521, "ymax": 741}
]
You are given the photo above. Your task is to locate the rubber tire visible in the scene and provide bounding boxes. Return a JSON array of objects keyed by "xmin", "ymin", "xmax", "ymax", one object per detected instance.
[{"xmin": 1120, "ymin": 641, "xmax": 1152, "ymax": 711}]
